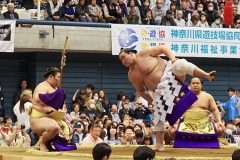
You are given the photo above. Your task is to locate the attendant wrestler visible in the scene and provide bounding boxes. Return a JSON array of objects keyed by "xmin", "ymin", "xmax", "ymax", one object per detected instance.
[
  {"xmin": 119, "ymin": 46, "xmax": 216, "ymax": 151},
  {"xmin": 168, "ymin": 77, "xmax": 224, "ymax": 140},
  {"xmin": 29, "ymin": 67, "xmax": 76, "ymax": 152}
]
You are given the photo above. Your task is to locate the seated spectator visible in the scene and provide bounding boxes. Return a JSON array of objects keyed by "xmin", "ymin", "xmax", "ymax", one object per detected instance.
[
  {"xmin": 70, "ymin": 103, "xmax": 81, "ymax": 121},
  {"xmin": 116, "ymin": 126, "xmax": 137, "ymax": 145},
  {"xmin": 102, "ymin": 1, "xmax": 118, "ymax": 26},
  {"xmin": 84, "ymin": 99, "xmax": 98, "ymax": 122},
  {"xmin": 116, "ymin": 0, "xmax": 128, "ymax": 23},
  {"xmin": 152, "ymin": 0, "xmax": 166, "ymax": 25},
  {"xmin": 93, "ymin": 92, "xmax": 104, "ymax": 116},
  {"xmin": 174, "ymin": 10, "xmax": 185, "ymax": 26},
  {"xmin": 104, "ymin": 123, "xmax": 118, "ymax": 145},
  {"xmin": 169, "ymin": 2, "xmax": 177, "ymax": 18},
  {"xmin": 142, "ymin": 135, "xmax": 153, "ymax": 145},
  {"xmin": 6, "ymin": 125, "xmax": 31, "ymax": 146},
  {"xmin": 98, "ymin": 89, "xmax": 111, "ymax": 113},
  {"xmin": 0, "ymin": 4, "xmax": 4, "ymax": 19},
  {"xmin": 218, "ymin": 2, "xmax": 224, "ymax": 20},
  {"xmin": 127, "ymin": 0, "xmax": 141, "ymax": 20},
  {"xmin": 134, "ymin": 102, "xmax": 151, "ymax": 120},
  {"xmin": 161, "ymin": 10, "xmax": 177, "ymax": 25},
  {"xmin": 211, "ymin": 15, "xmax": 223, "ymax": 28},
  {"xmin": 88, "ymin": 0, "xmax": 106, "ymax": 23},
  {"xmin": 81, "ymin": 124, "xmax": 103, "ymax": 145},
  {"xmin": 0, "ymin": 122, "xmax": 7, "ymax": 146},
  {"xmin": 117, "ymin": 92, "xmax": 126, "ymax": 112},
  {"xmin": 108, "ymin": 104, "xmax": 121, "ymax": 123},
  {"xmin": 133, "ymin": 146, "xmax": 155, "ymax": 160},
  {"xmin": 92, "ymin": 143, "xmax": 112, "ymax": 160},
  {"xmin": 204, "ymin": 2, "xmax": 219, "ymax": 26},
  {"xmin": 140, "ymin": 0, "xmax": 151, "ymax": 21},
  {"xmin": 75, "ymin": 0, "xmax": 93, "ymax": 22},
  {"xmin": 4, "ymin": 116, "xmax": 13, "ymax": 129},
  {"xmin": 46, "ymin": 0, "xmax": 64, "ymax": 21},
  {"xmin": 180, "ymin": 1, "xmax": 191, "ymax": 23},
  {"xmin": 146, "ymin": 104, "xmax": 154, "ymax": 121},
  {"xmin": 192, "ymin": 3, "xmax": 205, "ymax": 19},
  {"xmin": 199, "ymin": 12, "xmax": 209, "ymax": 27},
  {"xmin": 142, "ymin": 9, "xmax": 157, "ymax": 24},
  {"xmin": 62, "ymin": 0, "xmax": 78, "ymax": 21},
  {"xmin": 186, "ymin": 0, "xmax": 195, "ymax": 12},
  {"xmin": 71, "ymin": 120, "xmax": 87, "ymax": 145},
  {"xmin": 124, "ymin": 8, "xmax": 141, "ymax": 24},
  {"xmin": 135, "ymin": 129, "xmax": 144, "ymax": 144},
  {"xmin": 119, "ymin": 101, "xmax": 135, "ymax": 122},
  {"xmin": 186, "ymin": 14, "xmax": 199, "ymax": 27},
  {"xmin": 7, "ymin": 0, "xmax": 22, "ymax": 9},
  {"xmin": 3, "ymin": 3, "xmax": 21, "ymax": 27},
  {"xmin": 232, "ymin": 149, "xmax": 240, "ymax": 160},
  {"xmin": 100, "ymin": 128, "xmax": 106, "ymax": 140},
  {"xmin": 232, "ymin": 122, "xmax": 240, "ymax": 135}
]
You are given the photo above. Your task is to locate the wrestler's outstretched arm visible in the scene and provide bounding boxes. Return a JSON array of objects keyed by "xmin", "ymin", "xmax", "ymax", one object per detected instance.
[{"xmin": 129, "ymin": 75, "xmax": 153, "ymax": 103}]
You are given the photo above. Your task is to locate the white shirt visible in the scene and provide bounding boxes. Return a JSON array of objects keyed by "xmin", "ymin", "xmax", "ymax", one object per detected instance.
[
  {"xmin": 13, "ymin": 101, "xmax": 31, "ymax": 130},
  {"xmin": 174, "ymin": 18, "xmax": 186, "ymax": 26}
]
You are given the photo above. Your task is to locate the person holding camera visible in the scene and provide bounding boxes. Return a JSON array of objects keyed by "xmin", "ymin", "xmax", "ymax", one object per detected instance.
[
  {"xmin": 116, "ymin": 126, "xmax": 137, "ymax": 145},
  {"xmin": 46, "ymin": 0, "xmax": 64, "ymax": 21}
]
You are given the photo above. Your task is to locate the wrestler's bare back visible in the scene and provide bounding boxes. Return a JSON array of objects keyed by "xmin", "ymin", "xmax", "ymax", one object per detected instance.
[
  {"xmin": 32, "ymin": 81, "xmax": 57, "ymax": 113},
  {"xmin": 128, "ymin": 50, "xmax": 167, "ymax": 91}
]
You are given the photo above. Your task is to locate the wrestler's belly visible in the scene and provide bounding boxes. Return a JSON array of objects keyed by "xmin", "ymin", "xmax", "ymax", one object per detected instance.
[{"xmin": 143, "ymin": 70, "xmax": 164, "ymax": 91}]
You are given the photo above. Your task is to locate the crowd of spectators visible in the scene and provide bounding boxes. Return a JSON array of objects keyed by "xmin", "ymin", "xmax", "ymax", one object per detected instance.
[
  {"xmin": 1, "ymin": 0, "xmax": 240, "ymax": 28},
  {"xmin": 0, "ymin": 80, "xmax": 240, "ymax": 159}
]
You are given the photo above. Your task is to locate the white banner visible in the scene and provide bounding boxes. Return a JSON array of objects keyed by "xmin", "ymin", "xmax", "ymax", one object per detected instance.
[
  {"xmin": 0, "ymin": 20, "xmax": 16, "ymax": 52},
  {"xmin": 111, "ymin": 24, "xmax": 240, "ymax": 58}
]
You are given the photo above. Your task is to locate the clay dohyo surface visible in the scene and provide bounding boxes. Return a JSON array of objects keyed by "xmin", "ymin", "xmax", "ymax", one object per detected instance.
[{"xmin": 0, "ymin": 146, "xmax": 238, "ymax": 160}]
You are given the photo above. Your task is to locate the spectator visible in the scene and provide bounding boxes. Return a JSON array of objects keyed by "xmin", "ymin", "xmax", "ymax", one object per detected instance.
[
  {"xmin": 146, "ymin": 104, "xmax": 154, "ymax": 121},
  {"xmin": 143, "ymin": 135, "xmax": 153, "ymax": 145},
  {"xmin": 6, "ymin": 125, "xmax": 31, "ymax": 146},
  {"xmin": 98, "ymin": 89, "xmax": 111, "ymax": 113},
  {"xmin": 70, "ymin": 103, "xmax": 81, "ymax": 120},
  {"xmin": 211, "ymin": 15, "xmax": 223, "ymax": 28},
  {"xmin": 218, "ymin": 2, "xmax": 224, "ymax": 20},
  {"xmin": 14, "ymin": 79, "xmax": 28, "ymax": 105},
  {"xmin": 187, "ymin": 14, "xmax": 199, "ymax": 26},
  {"xmin": 103, "ymin": 0, "xmax": 119, "ymax": 23},
  {"xmin": 169, "ymin": 2, "xmax": 177, "ymax": 18},
  {"xmin": 72, "ymin": 89, "xmax": 86, "ymax": 111},
  {"xmin": 104, "ymin": 123, "xmax": 118, "ymax": 144},
  {"xmin": 233, "ymin": 14, "xmax": 240, "ymax": 28},
  {"xmin": 232, "ymin": 122, "xmax": 240, "ymax": 135},
  {"xmin": 162, "ymin": 0, "xmax": 171, "ymax": 10},
  {"xmin": 199, "ymin": 12, "xmax": 209, "ymax": 27},
  {"xmin": 133, "ymin": 146, "xmax": 155, "ymax": 160},
  {"xmin": 62, "ymin": 0, "xmax": 78, "ymax": 21},
  {"xmin": 21, "ymin": 0, "xmax": 34, "ymax": 10},
  {"xmin": 108, "ymin": 105, "xmax": 120, "ymax": 123},
  {"xmin": 170, "ymin": 0, "xmax": 180, "ymax": 10},
  {"xmin": 84, "ymin": 84, "xmax": 94, "ymax": 107},
  {"xmin": 92, "ymin": 143, "xmax": 112, "ymax": 160},
  {"xmin": 174, "ymin": 10, "xmax": 185, "ymax": 26},
  {"xmin": 237, "ymin": 89, "xmax": 240, "ymax": 98},
  {"xmin": 124, "ymin": 8, "xmax": 141, "ymax": 24},
  {"xmin": 151, "ymin": 0, "xmax": 166, "ymax": 25},
  {"xmin": 233, "ymin": 0, "xmax": 240, "ymax": 14},
  {"xmin": 119, "ymin": 101, "xmax": 135, "ymax": 122},
  {"xmin": 140, "ymin": 0, "xmax": 151, "ymax": 21},
  {"xmin": 46, "ymin": 0, "xmax": 64, "ymax": 21},
  {"xmin": 13, "ymin": 90, "xmax": 32, "ymax": 130},
  {"xmin": 134, "ymin": 101, "xmax": 151, "ymax": 120},
  {"xmin": 232, "ymin": 149, "xmax": 240, "ymax": 160},
  {"xmin": 75, "ymin": 0, "xmax": 93, "ymax": 22},
  {"xmin": 0, "ymin": 83, "xmax": 5, "ymax": 121},
  {"xmin": 3, "ymin": 3, "xmax": 21, "ymax": 27},
  {"xmin": 81, "ymin": 124, "xmax": 103, "ymax": 145},
  {"xmin": 117, "ymin": 92, "xmax": 125, "ymax": 112},
  {"xmin": 116, "ymin": 0, "xmax": 128, "ymax": 23},
  {"xmin": 192, "ymin": 3, "xmax": 205, "ymax": 20},
  {"xmin": 127, "ymin": 0, "xmax": 141, "ymax": 19},
  {"xmin": 0, "ymin": 5, "xmax": 4, "ymax": 19},
  {"xmin": 0, "ymin": 122, "xmax": 7, "ymax": 146},
  {"xmin": 180, "ymin": 1, "xmax": 191, "ymax": 23},
  {"xmin": 84, "ymin": 99, "xmax": 98, "ymax": 122},
  {"xmin": 161, "ymin": 10, "xmax": 177, "ymax": 25},
  {"xmin": 186, "ymin": 0, "xmax": 195, "ymax": 12},
  {"xmin": 204, "ymin": 2, "xmax": 219, "ymax": 26},
  {"xmin": 88, "ymin": 0, "xmax": 106, "ymax": 22},
  {"xmin": 93, "ymin": 92, "xmax": 104, "ymax": 116},
  {"xmin": 233, "ymin": 6, "xmax": 238, "ymax": 18},
  {"xmin": 71, "ymin": 120, "xmax": 87, "ymax": 145},
  {"xmin": 116, "ymin": 126, "xmax": 137, "ymax": 145},
  {"xmin": 5, "ymin": 116, "xmax": 13, "ymax": 129},
  {"xmin": 135, "ymin": 129, "xmax": 144, "ymax": 144},
  {"xmin": 142, "ymin": 9, "xmax": 157, "ymax": 24},
  {"xmin": 195, "ymin": 0, "xmax": 205, "ymax": 11}
]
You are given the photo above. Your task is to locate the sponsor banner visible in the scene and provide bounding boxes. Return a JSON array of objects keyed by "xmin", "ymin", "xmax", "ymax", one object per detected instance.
[
  {"xmin": 111, "ymin": 24, "xmax": 240, "ymax": 58},
  {"xmin": 0, "ymin": 20, "xmax": 16, "ymax": 52}
]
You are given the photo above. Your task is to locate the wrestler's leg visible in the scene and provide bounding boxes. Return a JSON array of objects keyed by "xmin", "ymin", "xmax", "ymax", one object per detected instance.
[
  {"xmin": 30, "ymin": 117, "xmax": 60, "ymax": 151},
  {"xmin": 172, "ymin": 59, "xmax": 216, "ymax": 82},
  {"xmin": 152, "ymin": 121, "xmax": 166, "ymax": 151}
]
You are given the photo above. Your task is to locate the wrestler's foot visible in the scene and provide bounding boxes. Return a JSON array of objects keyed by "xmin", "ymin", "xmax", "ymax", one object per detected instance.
[
  {"xmin": 40, "ymin": 143, "xmax": 49, "ymax": 152},
  {"xmin": 207, "ymin": 71, "xmax": 216, "ymax": 82},
  {"xmin": 152, "ymin": 145, "xmax": 165, "ymax": 152}
]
